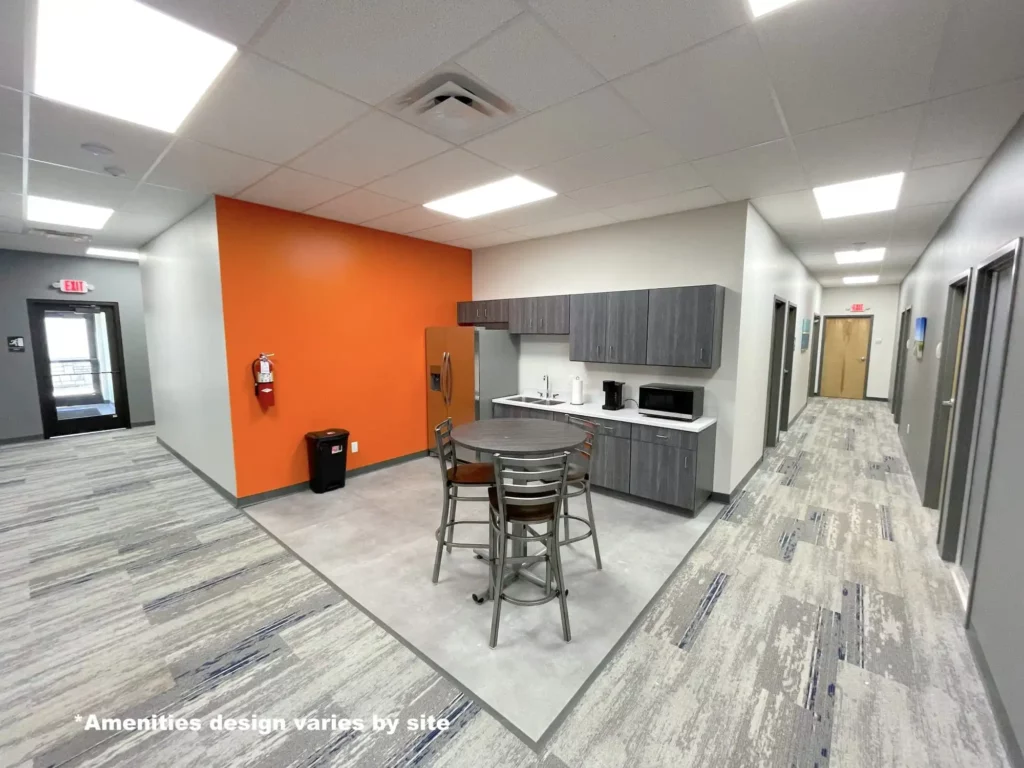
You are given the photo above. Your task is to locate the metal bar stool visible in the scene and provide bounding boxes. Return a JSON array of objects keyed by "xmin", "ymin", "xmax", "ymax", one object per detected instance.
[
  {"xmin": 488, "ymin": 452, "xmax": 573, "ymax": 648},
  {"xmin": 431, "ymin": 418, "xmax": 492, "ymax": 584},
  {"xmin": 562, "ymin": 418, "xmax": 602, "ymax": 570}
]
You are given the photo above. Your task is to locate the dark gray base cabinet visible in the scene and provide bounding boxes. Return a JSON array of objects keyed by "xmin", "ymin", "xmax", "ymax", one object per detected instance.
[
  {"xmin": 493, "ymin": 403, "xmax": 566, "ymax": 422},
  {"xmin": 590, "ymin": 434, "xmax": 630, "ymax": 494},
  {"xmin": 629, "ymin": 424, "xmax": 715, "ymax": 511},
  {"xmin": 508, "ymin": 295, "xmax": 569, "ymax": 334}
]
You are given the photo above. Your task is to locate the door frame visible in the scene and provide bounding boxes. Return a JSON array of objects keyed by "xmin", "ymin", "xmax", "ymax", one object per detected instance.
[
  {"xmin": 763, "ymin": 296, "xmax": 789, "ymax": 451},
  {"xmin": 893, "ymin": 306, "xmax": 913, "ymax": 422},
  {"xmin": 779, "ymin": 302, "xmax": 797, "ymax": 430},
  {"xmin": 924, "ymin": 270, "xmax": 971, "ymax": 510},
  {"xmin": 807, "ymin": 313, "xmax": 821, "ymax": 397},
  {"xmin": 956, "ymin": 239, "xmax": 1020, "ymax": 623},
  {"xmin": 817, "ymin": 314, "xmax": 875, "ymax": 399},
  {"xmin": 27, "ymin": 298, "xmax": 132, "ymax": 439}
]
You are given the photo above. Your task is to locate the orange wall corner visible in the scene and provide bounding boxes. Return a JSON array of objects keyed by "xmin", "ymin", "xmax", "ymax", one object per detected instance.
[{"xmin": 214, "ymin": 196, "xmax": 472, "ymax": 498}]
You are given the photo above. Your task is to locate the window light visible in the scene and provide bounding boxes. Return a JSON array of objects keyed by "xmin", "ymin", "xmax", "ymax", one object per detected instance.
[
  {"xmin": 423, "ymin": 176, "xmax": 556, "ymax": 219},
  {"xmin": 813, "ymin": 173, "xmax": 905, "ymax": 219},
  {"xmin": 34, "ymin": 0, "xmax": 236, "ymax": 133},
  {"xmin": 843, "ymin": 275, "xmax": 880, "ymax": 285},
  {"xmin": 835, "ymin": 247, "xmax": 885, "ymax": 265},
  {"xmin": 87, "ymin": 247, "xmax": 140, "ymax": 260},
  {"xmin": 749, "ymin": 0, "xmax": 805, "ymax": 18},
  {"xmin": 27, "ymin": 196, "xmax": 113, "ymax": 230}
]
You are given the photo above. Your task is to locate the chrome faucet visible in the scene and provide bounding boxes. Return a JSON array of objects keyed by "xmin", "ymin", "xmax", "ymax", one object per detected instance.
[{"xmin": 540, "ymin": 374, "xmax": 550, "ymax": 399}]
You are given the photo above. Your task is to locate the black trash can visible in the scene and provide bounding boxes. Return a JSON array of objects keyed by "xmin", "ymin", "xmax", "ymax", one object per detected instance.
[{"xmin": 305, "ymin": 429, "xmax": 350, "ymax": 493}]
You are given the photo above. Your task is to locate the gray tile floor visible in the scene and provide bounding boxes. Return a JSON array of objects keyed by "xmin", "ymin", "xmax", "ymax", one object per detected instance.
[
  {"xmin": 248, "ymin": 458, "xmax": 719, "ymax": 743},
  {"xmin": 0, "ymin": 398, "xmax": 1011, "ymax": 767}
]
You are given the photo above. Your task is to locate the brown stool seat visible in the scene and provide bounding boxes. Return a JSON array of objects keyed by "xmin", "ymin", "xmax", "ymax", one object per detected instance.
[
  {"xmin": 447, "ymin": 462, "xmax": 495, "ymax": 485},
  {"xmin": 487, "ymin": 486, "xmax": 557, "ymax": 522},
  {"xmin": 567, "ymin": 466, "xmax": 588, "ymax": 482}
]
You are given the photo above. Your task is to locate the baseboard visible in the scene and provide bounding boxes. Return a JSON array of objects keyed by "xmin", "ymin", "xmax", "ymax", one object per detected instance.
[
  {"xmin": 966, "ymin": 626, "xmax": 1024, "ymax": 768},
  {"xmin": 156, "ymin": 437, "xmax": 239, "ymax": 506},
  {"xmin": 865, "ymin": 396, "xmax": 889, "ymax": 402},
  {"xmin": 0, "ymin": 433, "xmax": 44, "ymax": 446},
  {"xmin": 131, "ymin": 420, "xmax": 155, "ymax": 427},
  {"xmin": 710, "ymin": 455, "xmax": 764, "ymax": 504}
]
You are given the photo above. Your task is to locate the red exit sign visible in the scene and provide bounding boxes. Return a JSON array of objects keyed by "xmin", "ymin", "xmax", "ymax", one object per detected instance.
[
  {"xmin": 850, "ymin": 303, "xmax": 866, "ymax": 312},
  {"xmin": 59, "ymin": 279, "xmax": 88, "ymax": 293}
]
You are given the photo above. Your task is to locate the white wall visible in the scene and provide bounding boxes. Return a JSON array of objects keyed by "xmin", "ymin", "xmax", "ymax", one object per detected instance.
[
  {"xmin": 474, "ymin": 202, "xmax": 748, "ymax": 494},
  {"xmin": 140, "ymin": 199, "xmax": 237, "ymax": 495},
  {"xmin": 819, "ymin": 284, "xmax": 899, "ymax": 400},
  {"xmin": 733, "ymin": 205, "xmax": 822, "ymax": 489}
]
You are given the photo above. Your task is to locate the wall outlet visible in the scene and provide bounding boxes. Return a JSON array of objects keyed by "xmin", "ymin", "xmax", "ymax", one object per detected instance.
[{"xmin": 351, "ymin": 441, "xmax": 359, "ymax": 453}]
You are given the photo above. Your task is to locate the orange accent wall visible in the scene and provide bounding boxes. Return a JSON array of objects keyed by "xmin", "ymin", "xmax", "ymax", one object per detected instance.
[{"xmin": 215, "ymin": 196, "xmax": 472, "ymax": 498}]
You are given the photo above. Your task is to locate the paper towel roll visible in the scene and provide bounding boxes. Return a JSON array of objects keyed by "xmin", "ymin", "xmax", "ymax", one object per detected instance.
[{"xmin": 570, "ymin": 376, "xmax": 584, "ymax": 405}]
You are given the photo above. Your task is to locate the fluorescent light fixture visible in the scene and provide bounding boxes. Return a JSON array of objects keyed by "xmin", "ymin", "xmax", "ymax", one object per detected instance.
[
  {"xmin": 835, "ymin": 247, "xmax": 885, "ymax": 265},
  {"xmin": 813, "ymin": 172, "xmax": 905, "ymax": 219},
  {"xmin": 34, "ymin": 0, "xmax": 236, "ymax": 133},
  {"xmin": 749, "ymin": 0, "xmax": 804, "ymax": 18},
  {"xmin": 843, "ymin": 275, "xmax": 880, "ymax": 285},
  {"xmin": 424, "ymin": 176, "xmax": 556, "ymax": 219},
  {"xmin": 87, "ymin": 247, "xmax": 139, "ymax": 260},
  {"xmin": 27, "ymin": 195, "xmax": 113, "ymax": 230}
]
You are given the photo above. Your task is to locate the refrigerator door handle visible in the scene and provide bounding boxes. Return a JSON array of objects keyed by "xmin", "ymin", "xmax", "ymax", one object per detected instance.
[{"xmin": 442, "ymin": 352, "xmax": 452, "ymax": 407}]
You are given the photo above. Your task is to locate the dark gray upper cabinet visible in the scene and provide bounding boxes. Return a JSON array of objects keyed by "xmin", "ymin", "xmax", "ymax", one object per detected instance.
[
  {"xmin": 457, "ymin": 300, "xmax": 508, "ymax": 326},
  {"xmin": 570, "ymin": 291, "xmax": 647, "ymax": 364},
  {"xmin": 508, "ymin": 295, "xmax": 569, "ymax": 335},
  {"xmin": 646, "ymin": 285, "xmax": 725, "ymax": 369}
]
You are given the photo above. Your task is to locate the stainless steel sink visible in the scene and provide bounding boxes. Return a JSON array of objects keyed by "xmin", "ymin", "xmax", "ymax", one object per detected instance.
[
  {"xmin": 506, "ymin": 395, "xmax": 545, "ymax": 403},
  {"xmin": 534, "ymin": 399, "xmax": 565, "ymax": 406}
]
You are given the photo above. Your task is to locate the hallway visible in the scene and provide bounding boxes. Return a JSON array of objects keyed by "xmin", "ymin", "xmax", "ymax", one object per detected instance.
[{"xmin": 0, "ymin": 399, "xmax": 1009, "ymax": 767}]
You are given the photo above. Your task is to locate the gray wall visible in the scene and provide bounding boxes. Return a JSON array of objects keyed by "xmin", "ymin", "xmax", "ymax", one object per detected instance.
[
  {"xmin": 0, "ymin": 249, "xmax": 154, "ymax": 441},
  {"xmin": 896, "ymin": 114, "xmax": 1024, "ymax": 761}
]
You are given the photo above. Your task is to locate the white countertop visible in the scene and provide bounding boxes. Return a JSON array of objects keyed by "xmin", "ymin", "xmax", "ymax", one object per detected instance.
[{"xmin": 492, "ymin": 395, "xmax": 717, "ymax": 433}]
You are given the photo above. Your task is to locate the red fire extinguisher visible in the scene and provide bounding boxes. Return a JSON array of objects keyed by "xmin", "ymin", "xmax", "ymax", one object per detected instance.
[{"xmin": 252, "ymin": 353, "xmax": 275, "ymax": 408}]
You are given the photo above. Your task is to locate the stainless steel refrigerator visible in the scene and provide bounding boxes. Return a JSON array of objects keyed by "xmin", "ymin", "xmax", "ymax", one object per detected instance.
[{"xmin": 426, "ymin": 327, "xmax": 519, "ymax": 460}]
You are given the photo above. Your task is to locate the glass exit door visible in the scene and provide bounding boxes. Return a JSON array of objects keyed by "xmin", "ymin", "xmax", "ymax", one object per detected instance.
[{"xmin": 28, "ymin": 300, "xmax": 131, "ymax": 438}]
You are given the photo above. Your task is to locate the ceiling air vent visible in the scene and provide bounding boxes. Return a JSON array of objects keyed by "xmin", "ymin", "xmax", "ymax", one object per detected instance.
[
  {"xmin": 386, "ymin": 70, "xmax": 516, "ymax": 144},
  {"xmin": 27, "ymin": 227, "xmax": 93, "ymax": 243}
]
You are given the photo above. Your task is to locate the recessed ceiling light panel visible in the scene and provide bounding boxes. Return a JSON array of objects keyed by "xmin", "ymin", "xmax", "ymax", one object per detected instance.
[
  {"xmin": 835, "ymin": 247, "xmax": 885, "ymax": 264},
  {"xmin": 27, "ymin": 195, "xmax": 113, "ymax": 230},
  {"xmin": 86, "ymin": 247, "xmax": 139, "ymax": 260},
  {"xmin": 35, "ymin": 0, "xmax": 236, "ymax": 133},
  {"xmin": 423, "ymin": 176, "xmax": 556, "ymax": 219},
  {"xmin": 749, "ymin": 0, "xmax": 804, "ymax": 19},
  {"xmin": 843, "ymin": 275, "xmax": 880, "ymax": 285},
  {"xmin": 813, "ymin": 172, "xmax": 905, "ymax": 219}
]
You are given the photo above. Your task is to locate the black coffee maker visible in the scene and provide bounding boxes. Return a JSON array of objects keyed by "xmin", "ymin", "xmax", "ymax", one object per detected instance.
[{"xmin": 602, "ymin": 380, "xmax": 625, "ymax": 410}]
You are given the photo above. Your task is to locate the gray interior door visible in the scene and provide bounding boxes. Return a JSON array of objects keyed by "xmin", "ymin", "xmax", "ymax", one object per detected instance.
[
  {"xmin": 780, "ymin": 304, "xmax": 797, "ymax": 430},
  {"xmin": 808, "ymin": 315, "xmax": 820, "ymax": 397},
  {"xmin": 893, "ymin": 308, "xmax": 912, "ymax": 422},
  {"xmin": 764, "ymin": 300, "xmax": 787, "ymax": 450},
  {"xmin": 960, "ymin": 264, "xmax": 1013, "ymax": 585}
]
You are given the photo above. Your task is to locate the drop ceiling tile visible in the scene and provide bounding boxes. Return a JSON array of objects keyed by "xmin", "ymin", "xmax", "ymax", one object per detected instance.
[
  {"xmin": 506, "ymin": 211, "xmax": 616, "ymax": 240},
  {"xmin": 890, "ymin": 202, "xmax": 953, "ymax": 245},
  {"xmin": 99, "ymin": 210, "xmax": 181, "ymax": 248},
  {"xmin": 0, "ymin": 152, "xmax": 22, "ymax": 195},
  {"xmin": 0, "ymin": 87, "xmax": 22, "ymax": 156},
  {"xmin": 27, "ymin": 160, "xmax": 136, "ymax": 208},
  {"xmin": 0, "ymin": 1, "xmax": 23, "ymax": 89},
  {"xmin": 118, "ymin": 184, "xmax": 208, "ymax": 237},
  {"xmin": 693, "ymin": 140, "xmax": 805, "ymax": 201},
  {"xmin": 613, "ymin": 27, "xmax": 784, "ymax": 160},
  {"xmin": 365, "ymin": 149, "xmax": 507, "ymax": 204},
  {"xmin": 289, "ymin": 111, "xmax": 451, "ymax": 186},
  {"xmin": 0, "ymin": 230, "xmax": 86, "ymax": 255},
  {"xmin": 464, "ymin": 85, "xmax": 649, "ymax": 171},
  {"xmin": 146, "ymin": 139, "xmax": 276, "ymax": 194},
  {"xmin": 525, "ymin": 133, "xmax": 684, "ymax": 193},
  {"xmin": 526, "ymin": 0, "xmax": 747, "ymax": 80},
  {"xmin": 929, "ymin": 0, "xmax": 1024, "ymax": 99},
  {"xmin": 912, "ymin": 79, "xmax": 1024, "ymax": 169},
  {"xmin": 446, "ymin": 230, "xmax": 519, "ymax": 249},
  {"xmin": 255, "ymin": 0, "xmax": 521, "ymax": 104},
  {"xmin": 755, "ymin": 0, "xmax": 951, "ymax": 133},
  {"xmin": 565, "ymin": 163, "xmax": 706, "ymax": 209},
  {"xmin": 456, "ymin": 14, "xmax": 601, "ymax": 114},
  {"xmin": 414, "ymin": 218, "xmax": 501, "ymax": 243},
  {"xmin": 29, "ymin": 97, "xmax": 172, "ymax": 180},
  {"xmin": 0, "ymin": 191, "xmax": 22, "ymax": 219},
  {"xmin": 751, "ymin": 189, "xmax": 820, "ymax": 238},
  {"xmin": 900, "ymin": 159, "xmax": 985, "ymax": 208},
  {"xmin": 306, "ymin": 189, "xmax": 410, "ymax": 224},
  {"xmin": 786, "ymin": 211, "xmax": 895, "ymax": 253},
  {"xmin": 361, "ymin": 206, "xmax": 453, "ymax": 235},
  {"xmin": 185, "ymin": 55, "xmax": 368, "ymax": 164},
  {"xmin": 603, "ymin": 187, "xmax": 726, "ymax": 222},
  {"xmin": 237, "ymin": 167, "xmax": 353, "ymax": 212},
  {"xmin": 793, "ymin": 106, "xmax": 923, "ymax": 187},
  {"xmin": 139, "ymin": 0, "xmax": 282, "ymax": 45},
  {"xmin": 475, "ymin": 195, "xmax": 587, "ymax": 230}
]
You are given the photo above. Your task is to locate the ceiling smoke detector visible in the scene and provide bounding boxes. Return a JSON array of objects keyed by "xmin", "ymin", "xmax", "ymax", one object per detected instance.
[{"xmin": 388, "ymin": 71, "xmax": 515, "ymax": 143}]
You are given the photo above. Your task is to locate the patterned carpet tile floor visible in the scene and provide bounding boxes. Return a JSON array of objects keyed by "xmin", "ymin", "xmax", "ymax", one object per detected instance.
[{"xmin": 0, "ymin": 399, "xmax": 1009, "ymax": 767}]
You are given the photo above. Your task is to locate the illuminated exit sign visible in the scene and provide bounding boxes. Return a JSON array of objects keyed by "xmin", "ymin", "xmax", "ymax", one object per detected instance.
[
  {"xmin": 850, "ymin": 303, "xmax": 866, "ymax": 312},
  {"xmin": 54, "ymin": 279, "xmax": 92, "ymax": 293}
]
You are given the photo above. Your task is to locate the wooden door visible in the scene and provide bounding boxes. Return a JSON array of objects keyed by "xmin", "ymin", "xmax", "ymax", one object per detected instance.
[{"xmin": 820, "ymin": 317, "xmax": 872, "ymax": 399}]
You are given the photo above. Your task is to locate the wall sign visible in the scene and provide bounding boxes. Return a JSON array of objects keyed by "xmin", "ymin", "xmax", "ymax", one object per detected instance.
[
  {"xmin": 7, "ymin": 336, "xmax": 25, "ymax": 352},
  {"xmin": 52, "ymin": 279, "xmax": 94, "ymax": 293},
  {"xmin": 914, "ymin": 317, "xmax": 927, "ymax": 358},
  {"xmin": 849, "ymin": 303, "xmax": 866, "ymax": 312}
]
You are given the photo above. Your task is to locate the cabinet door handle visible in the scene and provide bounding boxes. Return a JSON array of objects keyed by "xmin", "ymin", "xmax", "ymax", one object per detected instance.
[
  {"xmin": 610, "ymin": 345, "xmax": 614, "ymax": 358},
  {"xmin": 699, "ymin": 347, "xmax": 705, "ymax": 361},
  {"xmin": 684, "ymin": 455, "xmax": 688, "ymax": 469},
  {"xmin": 656, "ymin": 433, "xmax": 670, "ymax": 439}
]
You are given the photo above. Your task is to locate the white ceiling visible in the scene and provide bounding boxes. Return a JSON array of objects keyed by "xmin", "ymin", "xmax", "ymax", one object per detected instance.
[{"xmin": 0, "ymin": 0, "xmax": 1023, "ymax": 286}]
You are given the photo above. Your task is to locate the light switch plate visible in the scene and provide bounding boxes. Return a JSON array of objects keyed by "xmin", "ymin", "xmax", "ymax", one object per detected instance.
[{"xmin": 351, "ymin": 441, "xmax": 359, "ymax": 453}]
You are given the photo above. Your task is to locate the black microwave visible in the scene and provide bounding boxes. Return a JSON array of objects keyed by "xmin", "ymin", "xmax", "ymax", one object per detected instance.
[{"xmin": 638, "ymin": 384, "xmax": 704, "ymax": 421}]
